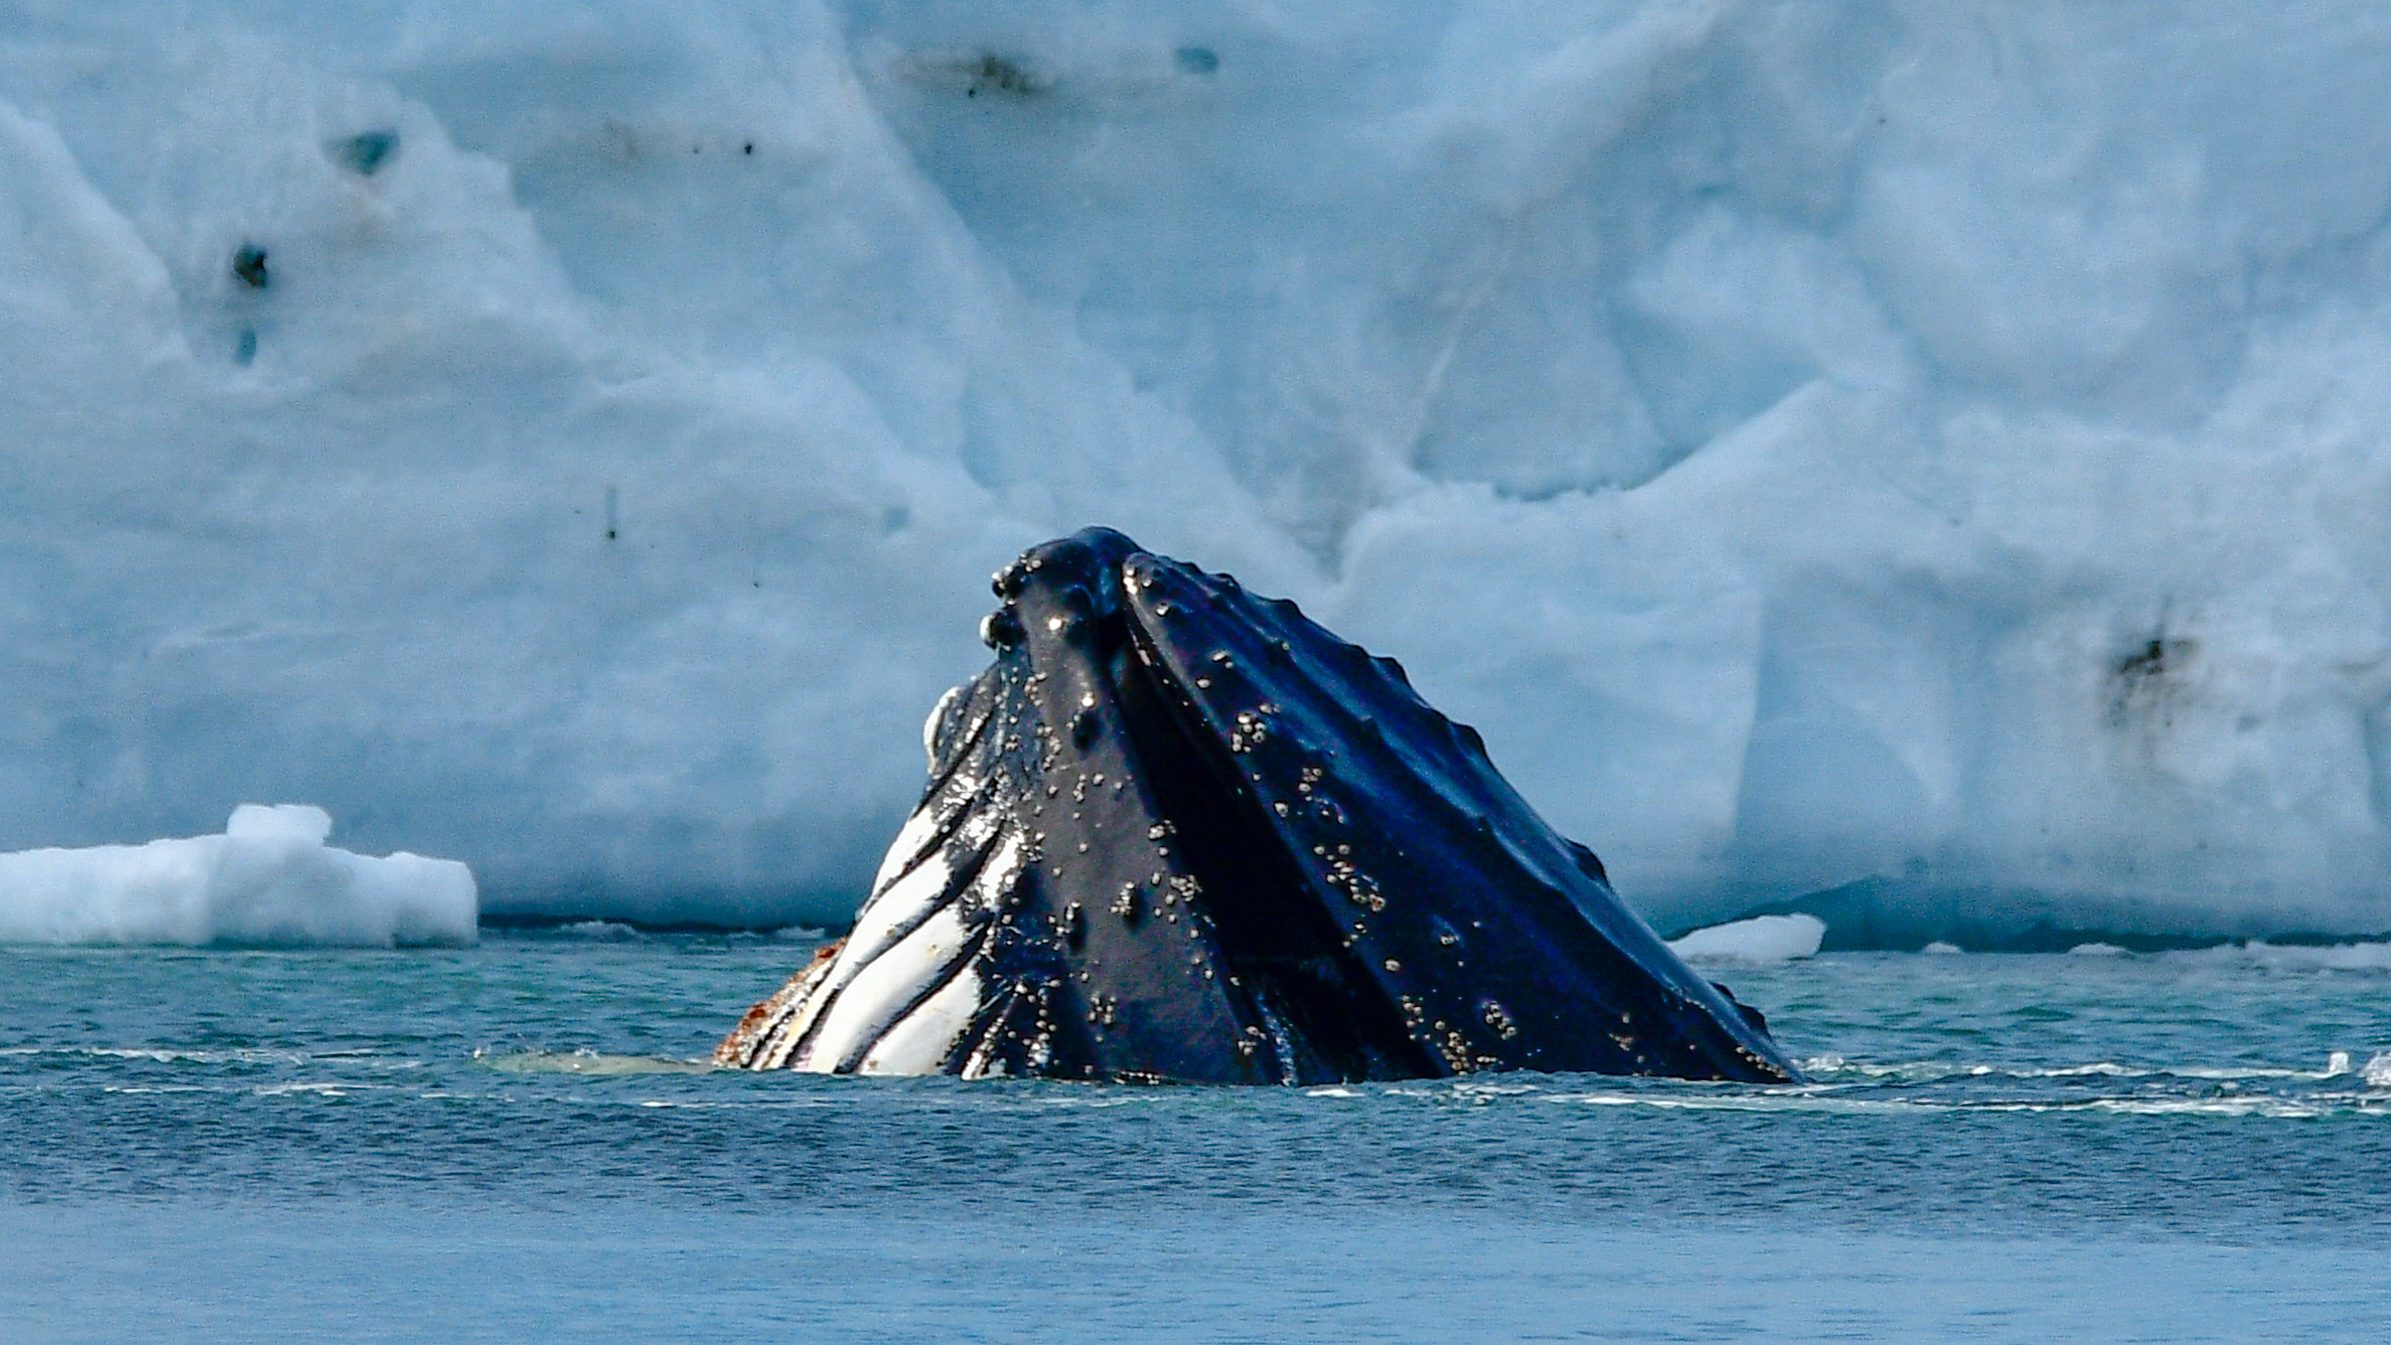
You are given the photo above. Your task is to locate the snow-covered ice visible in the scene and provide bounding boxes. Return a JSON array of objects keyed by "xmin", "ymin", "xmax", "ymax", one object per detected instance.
[
  {"xmin": 9, "ymin": 4, "xmax": 2391, "ymax": 936},
  {"xmin": 0, "ymin": 805, "xmax": 477, "ymax": 946},
  {"xmin": 1667, "ymin": 913, "xmax": 1825, "ymax": 964}
]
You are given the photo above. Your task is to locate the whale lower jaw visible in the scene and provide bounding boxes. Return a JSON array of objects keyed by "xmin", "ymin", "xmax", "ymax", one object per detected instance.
[{"xmin": 719, "ymin": 529, "xmax": 1799, "ymax": 1085}]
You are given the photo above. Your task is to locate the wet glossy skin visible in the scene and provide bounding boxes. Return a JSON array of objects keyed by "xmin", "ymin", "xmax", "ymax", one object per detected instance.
[{"xmin": 721, "ymin": 529, "xmax": 1798, "ymax": 1084}]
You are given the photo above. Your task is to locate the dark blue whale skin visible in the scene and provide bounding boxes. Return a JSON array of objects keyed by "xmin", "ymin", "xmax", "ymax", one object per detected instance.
[{"xmin": 719, "ymin": 528, "xmax": 1798, "ymax": 1085}]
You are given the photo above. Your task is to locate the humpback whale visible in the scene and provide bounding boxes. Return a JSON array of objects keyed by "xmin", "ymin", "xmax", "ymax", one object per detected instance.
[{"xmin": 719, "ymin": 529, "xmax": 1797, "ymax": 1084}]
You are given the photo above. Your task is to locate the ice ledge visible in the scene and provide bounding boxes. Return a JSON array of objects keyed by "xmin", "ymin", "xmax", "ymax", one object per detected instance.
[{"xmin": 0, "ymin": 806, "xmax": 477, "ymax": 948}]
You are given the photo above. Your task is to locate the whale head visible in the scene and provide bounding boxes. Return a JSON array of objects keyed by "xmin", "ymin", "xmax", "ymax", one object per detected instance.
[{"xmin": 720, "ymin": 528, "xmax": 1799, "ymax": 1084}]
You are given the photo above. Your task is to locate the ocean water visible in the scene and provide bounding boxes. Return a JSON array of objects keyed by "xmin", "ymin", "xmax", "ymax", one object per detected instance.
[{"xmin": 6, "ymin": 931, "xmax": 2390, "ymax": 1342}]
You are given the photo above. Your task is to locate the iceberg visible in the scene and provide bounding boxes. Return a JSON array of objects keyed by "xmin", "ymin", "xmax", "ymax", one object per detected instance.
[
  {"xmin": 0, "ymin": 805, "xmax": 477, "ymax": 947},
  {"xmin": 5, "ymin": 4, "xmax": 2391, "ymax": 938},
  {"xmin": 1667, "ymin": 914, "xmax": 1826, "ymax": 964}
]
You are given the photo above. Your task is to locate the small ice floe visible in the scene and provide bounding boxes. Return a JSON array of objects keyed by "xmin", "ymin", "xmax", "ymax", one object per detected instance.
[
  {"xmin": 0, "ymin": 805, "xmax": 476, "ymax": 947},
  {"xmin": 2366, "ymin": 1053, "xmax": 2391, "ymax": 1089},
  {"xmin": 2329, "ymin": 1050, "xmax": 2391, "ymax": 1088},
  {"xmin": 2067, "ymin": 942, "xmax": 2132, "ymax": 957},
  {"xmin": 1667, "ymin": 913, "xmax": 1825, "ymax": 963},
  {"xmin": 1921, "ymin": 941, "xmax": 1965, "ymax": 955},
  {"xmin": 559, "ymin": 919, "xmax": 643, "ymax": 941}
]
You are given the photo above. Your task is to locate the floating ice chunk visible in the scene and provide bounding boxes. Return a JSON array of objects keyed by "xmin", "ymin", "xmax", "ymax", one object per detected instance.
[
  {"xmin": 1667, "ymin": 913, "xmax": 1825, "ymax": 963},
  {"xmin": 1921, "ymin": 941, "xmax": 1966, "ymax": 956},
  {"xmin": 0, "ymin": 806, "xmax": 475, "ymax": 947},
  {"xmin": 558, "ymin": 920, "xmax": 642, "ymax": 941},
  {"xmin": 2067, "ymin": 943, "xmax": 2133, "ymax": 957},
  {"xmin": 2364, "ymin": 1053, "xmax": 2391, "ymax": 1090}
]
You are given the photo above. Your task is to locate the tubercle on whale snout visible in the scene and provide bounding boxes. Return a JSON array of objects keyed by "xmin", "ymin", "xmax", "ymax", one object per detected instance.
[
  {"xmin": 985, "ymin": 528, "xmax": 1139, "ymax": 651},
  {"xmin": 723, "ymin": 527, "xmax": 1802, "ymax": 1086}
]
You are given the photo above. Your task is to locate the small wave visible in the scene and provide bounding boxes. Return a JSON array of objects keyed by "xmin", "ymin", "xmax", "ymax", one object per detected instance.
[
  {"xmin": 2161, "ymin": 940, "xmax": 2391, "ymax": 972},
  {"xmin": 1529, "ymin": 1087, "xmax": 2391, "ymax": 1119},
  {"xmin": 474, "ymin": 1048, "xmax": 715, "ymax": 1076},
  {"xmin": 77, "ymin": 1045, "xmax": 305, "ymax": 1066},
  {"xmin": 1799, "ymin": 1055, "xmax": 2363, "ymax": 1085}
]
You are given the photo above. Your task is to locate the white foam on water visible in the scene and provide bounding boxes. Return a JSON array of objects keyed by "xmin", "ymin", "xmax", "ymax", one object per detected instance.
[
  {"xmin": 2365, "ymin": 1053, "xmax": 2391, "ymax": 1089},
  {"xmin": 0, "ymin": 805, "xmax": 476, "ymax": 947},
  {"xmin": 1667, "ymin": 913, "xmax": 1825, "ymax": 963},
  {"xmin": 2163, "ymin": 940, "xmax": 2391, "ymax": 972},
  {"xmin": 478, "ymin": 1050, "xmax": 716, "ymax": 1076}
]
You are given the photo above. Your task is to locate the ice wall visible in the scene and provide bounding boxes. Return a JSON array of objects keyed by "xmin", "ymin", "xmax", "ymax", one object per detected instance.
[
  {"xmin": 7, "ymin": 2, "xmax": 2391, "ymax": 939},
  {"xmin": 0, "ymin": 805, "xmax": 477, "ymax": 946}
]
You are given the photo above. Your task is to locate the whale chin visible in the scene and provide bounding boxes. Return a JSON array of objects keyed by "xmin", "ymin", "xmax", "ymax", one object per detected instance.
[{"xmin": 719, "ymin": 528, "xmax": 1798, "ymax": 1085}]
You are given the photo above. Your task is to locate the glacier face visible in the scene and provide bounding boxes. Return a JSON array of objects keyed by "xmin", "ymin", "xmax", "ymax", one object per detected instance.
[{"xmin": 7, "ymin": 1, "xmax": 2391, "ymax": 937}]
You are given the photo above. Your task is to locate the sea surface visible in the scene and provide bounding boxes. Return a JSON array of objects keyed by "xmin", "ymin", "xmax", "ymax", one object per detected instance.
[{"xmin": 5, "ymin": 929, "xmax": 2390, "ymax": 1342}]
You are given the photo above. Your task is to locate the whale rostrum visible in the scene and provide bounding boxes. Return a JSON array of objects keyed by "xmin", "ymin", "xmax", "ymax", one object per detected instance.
[{"xmin": 717, "ymin": 529, "xmax": 1798, "ymax": 1084}]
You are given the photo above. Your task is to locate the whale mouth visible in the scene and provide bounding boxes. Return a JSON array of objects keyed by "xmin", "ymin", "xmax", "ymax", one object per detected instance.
[{"xmin": 719, "ymin": 528, "xmax": 1799, "ymax": 1085}]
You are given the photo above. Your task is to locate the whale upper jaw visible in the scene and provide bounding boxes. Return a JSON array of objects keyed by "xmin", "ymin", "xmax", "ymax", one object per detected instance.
[{"xmin": 720, "ymin": 528, "xmax": 1800, "ymax": 1085}]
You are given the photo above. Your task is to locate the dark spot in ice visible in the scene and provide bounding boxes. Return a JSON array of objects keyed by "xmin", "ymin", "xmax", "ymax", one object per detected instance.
[
  {"xmin": 330, "ymin": 130, "xmax": 400, "ymax": 177},
  {"xmin": 962, "ymin": 55, "xmax": 1045, "ymax": 99},
  {"xmin": 2110, "ymin": 634, "xmax": 2196, "ymax": 728},
  {"xmin": 233, "ymin": 327, "xmax": 256, "ymax": 366},
  {"xmin": 231, "ymin": 245, "xmax": 269, "ymax": 289},
  {"xmin": 2117, "ymin": 637, "xmax": 2184, "ymax": 680},
  {"xmin": 743, "ymin": 142, "xmax": 755, "ymax": 155},
  {"xmin": 1174, "ymin": 47, "xmax": 1219, "ymax": 76}
]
